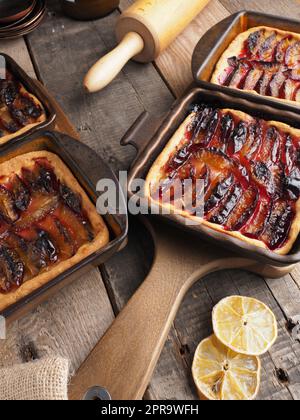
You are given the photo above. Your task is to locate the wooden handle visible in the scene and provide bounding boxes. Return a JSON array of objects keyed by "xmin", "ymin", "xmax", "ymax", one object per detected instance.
[
  {"xmin": 68, "ymin": 220, "xmax": 294, "ymax": 400},
  {"xmin": 69, "ymin": 221, "xmax": 281, "ymax": 400},
  {"xmin": 84, "ymin": 32, "xmax": 144, "ymax": 93}
]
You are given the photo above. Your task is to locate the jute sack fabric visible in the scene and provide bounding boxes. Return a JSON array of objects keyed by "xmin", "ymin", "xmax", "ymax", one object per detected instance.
[{"xmin": 0, "ymin": 357, "xmax": 69, "ymax": 400}]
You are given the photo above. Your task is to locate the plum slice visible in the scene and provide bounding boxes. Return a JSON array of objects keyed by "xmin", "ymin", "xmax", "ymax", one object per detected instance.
[
  {"xmin": 0, "ymin": 245, "xmax": 24, "ymax": 293},
  {"xmin": 243, "ymin": 30, "xmax": 265, "ymax": 58},
  {"xmin": 259, "ymin": 126, "xmax": 281, "ymax": 163},
  {"xmin": 257, "ymin": 64, "xmax": 280, "ymax": 95},
  {"xmin": 53, "ymin": 204, "xmax": 94, "ymax": 248},
  {"xmin": 220, "ymin": 113, "xmax": 235, "ymax": 151},
  {"xmin": 258, "ymin": 32, "xmax": 278, "ymax": 62},
  {"xmin": 268, "ymin": 71, "xmax": 287, "ymax": 98},
  {"xmin": 218, "ymin": 58, "xmax": 239, "ymax": 86},
  {"xmin": 189, "ymin": 106, "xmax": 214, "ymax": 145},
  {"xmin": 284, "ymin": 167, "xmax": 300, "ymax": 200},
  {"xmin": 285, "ymin": 135, "xmax": 297, "ymax": 173},
  {"xmin": 276, "ymin": 36, "xmax": 293, "ymax": 63},
  {"xmin": 0, "ymin": 186, "xmax": 18, "ymax": 222},
  {"xmin": 285, "ymin": 42, "xmax": 300, "ymax": 68},
  {"xmin": 59, "ymin": 184, "xmax": 83, "ymax": 216},
  {"xmin": 11, "ymin": 175, "xmax": 30, "ymax": 213},
  {"xmin": 15, "ymin": 193, "xmax": 59, "ymax": 229},
  {"xmin": 22, "ymin": 161, "xmax": 59, "ymax": 194},
  {"xmin": 291, "ymin": 65, "xmax": 300, "ymax": 81},
  {"xmin": 228, "ymin": 61, "xmax": 252, "ymax": 88},
  {"xmin": 231, "ymin": 121, "xmax": 248, "ymax": 154},
  {"xmin": 0, "ymin": 80, "xmax": 20, "ymax": 107},
  {"xmin": 251, "ymin": 161, "xmax": 284, "ymax": 197},
  {"xmin": 242, "ymin": 197, "xmax": 270, "ymax": 238},
  {"xmin": 260, "ymin": 200, "xmax": 293, "ymax": 250},
  {"xmin": 243, "ymin": 121, "xmax": 263, "ymax": 159},
  {"xmin": 226, "ymin": 186, "xmax": 258, "ymax": 230},
  {"xmin": 243, "ymin": 67, "xmax": 264, "ymax": 90},
  {"xmin": 284, "ymin": 78, "xmax": 300, "ymax": 101},
  {"xmin": 36, "ymin": 215, "xmax": 75, "ymax": 260},
  {"xmin": 209, "ymin": 184, "xmax": 243, "ymax": 225},
  {"xmin": 204, "ymin": 174, "xmax": 234, "ymax": 214},
  {"xmin": 202, "ymin": 109, "xmax": 221, "ymax": 147}
]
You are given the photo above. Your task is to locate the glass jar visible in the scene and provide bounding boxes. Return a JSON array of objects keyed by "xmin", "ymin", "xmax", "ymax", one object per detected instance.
[{"xmin": 60, "ymin": 0, "xmax": 120, "ymax": 21}]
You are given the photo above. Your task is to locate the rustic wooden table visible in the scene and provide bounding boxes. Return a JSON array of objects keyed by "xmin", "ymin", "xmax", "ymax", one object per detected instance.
[{"xmin": 0, "ymin": 0, "xmax": 300, "ymax": 401}]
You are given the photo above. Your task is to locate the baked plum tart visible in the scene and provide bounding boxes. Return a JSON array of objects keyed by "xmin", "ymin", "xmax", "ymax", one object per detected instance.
[
  {"xmin": 146, "ymin": 104, "xmax": 300, "ymax": 255},
  {"xmin": 0, "ymin": 70, "xmax": 46, "ymax": 144},
  {"xmin": 211, "ymin": 26, "xmax": 300, "ymax": 104},
  {"xmin": 0, "ymin": 152, "xmax": 108, "ymax": 311}
]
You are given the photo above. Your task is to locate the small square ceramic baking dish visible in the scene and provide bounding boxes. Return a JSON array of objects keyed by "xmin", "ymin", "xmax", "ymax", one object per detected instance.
[
  {"xmin": 0, "ymin": 53, "xmax": 56, "ymax": 145},
  {"xmin": 0, "ymin": 130, "xmax": 127, "ymax": 323},
  {"xmin": 121, "ymin": 86, "xmax": 300, "ymax": 267},
  {"xmin": 192, "ymin": 10, "xmax": 300, "ymax": 112}
]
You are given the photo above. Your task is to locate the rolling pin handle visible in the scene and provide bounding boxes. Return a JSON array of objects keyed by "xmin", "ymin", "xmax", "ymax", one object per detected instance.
[{"xmin": 84, "ymin": 32, "xmax": 145, "ymax": 93}]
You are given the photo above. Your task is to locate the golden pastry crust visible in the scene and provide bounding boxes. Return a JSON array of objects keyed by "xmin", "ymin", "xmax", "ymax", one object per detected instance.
[
  {"xmin": 0, "ymin": 151, "xmax": 109, "ymax": 312},
  {"xmin": 211, "ymin": 26, "xmax": 300, "ymax": 106},
  {"xmin": 0, "ymin": 82, "xmax": 47, "ymax": 145},
  {"xmin": 145, "ymin": 110, "xmax": 300, "ymax": 256}
]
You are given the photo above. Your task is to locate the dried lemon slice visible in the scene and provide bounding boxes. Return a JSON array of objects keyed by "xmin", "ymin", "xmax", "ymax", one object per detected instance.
[
  {"xmin": 212, "ymin": 296, "xmax": 278, "ymax": 356},
  {"xmin": 192, "ymin": 335, "xmax": 261, "ymax": 400}
]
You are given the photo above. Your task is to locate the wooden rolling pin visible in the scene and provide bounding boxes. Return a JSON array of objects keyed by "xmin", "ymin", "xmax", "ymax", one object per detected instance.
[{"xmin": 84, "ymin": 0, "xmax": 210, "ymax": 92}]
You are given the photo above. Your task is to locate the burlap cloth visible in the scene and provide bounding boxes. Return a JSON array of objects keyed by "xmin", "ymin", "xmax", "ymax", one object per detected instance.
[{"xmin": 0, "ymin": 358, "xmax": 69, "ymax": 400}]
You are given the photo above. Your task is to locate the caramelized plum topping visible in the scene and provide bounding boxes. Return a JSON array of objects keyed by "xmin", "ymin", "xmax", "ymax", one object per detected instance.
[
  {"xmin": 285, "ymin": 42, "xmax": 300, "ymax": 68},
  {"xmin": 291, "ymin": 66, "xmax": 300, "ymax": 81},
  {"xmin": 0, "ymin": 246, "xmax": 24, "ymax": 293},
  {"xmin": 193, "ymin": 107, "xmax": 214, "ymax": 142},
  {"xmin": 258, "ymin": 32, "xmax": 277, "ymax": 62},
  {"xmin": 276, "ymin": 37, "xmax": 293, "ymax": 63},
  {"xmin": 232, "ymin": 121, "xmax": 248, "ymax": 154},
  {"xmin": 0, "ymin": 157, "xmax": 96, "ymax": 295},
  {"xmin": 268, "ymin": 71, "xmax": 287, "ymax": 98},
  {"xmin": 15, "ymin": 194, "xmax": 59, "ymax": 229},
  {"xmin": 244, "ymin": 30, "xmax": 264, "ymax": 58},
  {"xmin": 260, "ymin": 201, "xmax": 293, "ymax": 250},
  {"xmin": 229, "ymin": 62, "xmax": 251, "ymax": 88},
  {"xmin": 0, "ymin": 80, "xmax": 19, "ymax": 106},
  {"xmin": 243, "ymin": 122, "xmax": 262, "ymax": 159},
  {"xmin": 160, "ymin": 104, "xmax": 300, "ymax": 252},
  {"xmin": 285, "ymin": 135, "xmax": 297, "ymax": 173},
  {"xmin": 0, "ymin": 186, "xmax": 18, "ymax": 222},
  {"xmin": 220, "ymin": 114, "xmax": 234, "ymax": 150},
  {"xmin": 34, "ymin": 230, "xmax": 58, "ymax": 264},
  {"xmin": 59, "ymin": 184, "xmax": 82, "ymax": 215},
  {"xmin": 209, "ymin": 184, "xmax": 243, "ymax": 225},
  {"xmin": 284, "ymin": 167, "xmax": 300, "ymax": 200},
  {"xmin": 243, "ymin": 198, "xmax": 270, "ymax": 238},
  {"xmin": 226, "ymin": 187, "xmax": 258, "ymax": 230},
  {"xmin": 244, "ymin": 67, "xmax": 264, "ymax": 90},
  {"xmin": 284, "ymin": 78, "xmax": 300, "ymax": 100},
  {"xmin": 9, "ymin": 107, "xmax": 28, "ymax": 127},
  {"xmin": 11, "ymin": 175, "xmax": 30, "ymax": 212},
  {"xmin": 204, "ymin": 175, "xmax": 234, "ymax": 214}
]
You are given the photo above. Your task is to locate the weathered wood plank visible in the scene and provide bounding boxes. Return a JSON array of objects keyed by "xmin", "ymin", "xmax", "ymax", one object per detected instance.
[
  {"xmin": 0, "ymin": 268, "xmax": 115, "ymax": 375},
  {"xmin": 220, "ymin": 0, "xmax": 300, "ymax": 20},
  {"xmin": 0, "ymin": 38, "xmax": 35, "ymax": 78},
  {"xmin": 120, "ymin": 0, "xmax": 229, "ymax": 96},
  {"xmin": 27, "ymin": 1, "xmax": 174, "ymax": 172}
]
